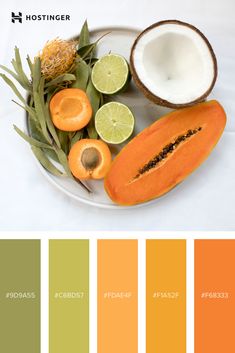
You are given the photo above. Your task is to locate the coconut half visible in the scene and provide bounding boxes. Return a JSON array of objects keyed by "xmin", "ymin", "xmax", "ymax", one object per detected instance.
[{"xmin": 130, "ymin": 20, "xmax": 217, "ymax": 108}]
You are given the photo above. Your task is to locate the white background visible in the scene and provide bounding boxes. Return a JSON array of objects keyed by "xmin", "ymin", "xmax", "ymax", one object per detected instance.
[{"xmin": 0, "ymin": 0, "xmax": 234, "ymax": 231}]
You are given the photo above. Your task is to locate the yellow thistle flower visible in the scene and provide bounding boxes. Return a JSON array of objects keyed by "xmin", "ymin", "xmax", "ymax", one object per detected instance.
[{"xmin": 38, "ymin": 38, "xmax": 77, "ymax": 81}]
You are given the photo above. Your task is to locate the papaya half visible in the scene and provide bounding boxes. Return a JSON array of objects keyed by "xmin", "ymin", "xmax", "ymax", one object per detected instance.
[{"xmin": 104, "ymin": 100, "xmax": 226, "ymax": 206}]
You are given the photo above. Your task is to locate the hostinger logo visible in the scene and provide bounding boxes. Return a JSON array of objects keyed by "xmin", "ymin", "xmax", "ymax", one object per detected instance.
[
  {"xmin": 11, "ymin": 12, "xmax": 71, "ymax": 23},
  {"xmin": 11, "ymin": 12, "xmax": 22, "ymax": 24}
]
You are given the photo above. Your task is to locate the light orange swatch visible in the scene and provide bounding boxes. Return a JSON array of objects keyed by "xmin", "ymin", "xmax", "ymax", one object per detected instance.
[
  {"xmin": 146, "ymin": 240, "xmax": 186, "ymax": 353},
  {"xmin": 98, "ymin": 240, "xmax": 138, "ymax": 353},
  {"xmin": 195, "ymin": 240, "xmax": 235, "ymax": 353}
]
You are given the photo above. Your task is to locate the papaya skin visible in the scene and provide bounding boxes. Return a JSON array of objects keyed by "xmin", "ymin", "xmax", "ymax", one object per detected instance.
[
  {"xmin": 68, "ymin": 139, "xmax": 112, "ymax": 180},
  {"xmin": 49, "ymin": 88, "xmax": 92, "ymax": 131},
  {"xmin": 104, "ymin": 100, "xmax": 226, "ymax": 206}
]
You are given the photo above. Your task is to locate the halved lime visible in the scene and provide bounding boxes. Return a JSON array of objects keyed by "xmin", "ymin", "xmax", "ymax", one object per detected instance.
[
  {"xmin": 91, "ymin": 54, "xmax": 130, "ymax": 94},
  {"xmin": 95, "ymin": 102, "xmax": 135, "ymax": 144}
]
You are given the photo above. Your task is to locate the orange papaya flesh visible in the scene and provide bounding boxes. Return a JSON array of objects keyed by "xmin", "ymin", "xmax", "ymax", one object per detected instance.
[{"xmin": 104, "ymin": 100, "xmax": 226, "ymax": 206}]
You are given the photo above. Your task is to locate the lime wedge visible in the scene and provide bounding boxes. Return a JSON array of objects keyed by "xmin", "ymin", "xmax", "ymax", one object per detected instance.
[
  {"xmin": 95, "ymin": 102, "xmax": 135, "ymax": 144},
  {"xmin": 91, "ymin": 54, "xmax": 130, "ymax": 94}
]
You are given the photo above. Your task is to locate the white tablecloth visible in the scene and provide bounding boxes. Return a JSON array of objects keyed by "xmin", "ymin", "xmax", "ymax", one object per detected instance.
[{"xmin": 0, "ymin": 0, "xmax": 234, "ymax": 231}]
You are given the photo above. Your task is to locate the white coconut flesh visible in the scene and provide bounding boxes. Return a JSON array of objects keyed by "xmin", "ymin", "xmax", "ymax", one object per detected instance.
[{"xmin": 132, "ymin": 23, "xmax": 216, "ymax": 105}]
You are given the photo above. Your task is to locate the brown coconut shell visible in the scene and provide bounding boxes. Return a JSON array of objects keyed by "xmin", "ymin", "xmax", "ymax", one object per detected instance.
[{"xmin": 130, "ymin": 20, "xmax": 218, "ymax": 109}]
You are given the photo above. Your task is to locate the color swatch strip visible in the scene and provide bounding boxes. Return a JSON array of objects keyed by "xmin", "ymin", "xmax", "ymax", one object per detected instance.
[
  {"xmin": 0, "ymin": 240, "xmax": 40, "ymax": 353},
  {"xmin": 146, "ymin": 239, "xmax": 186, "ymax": 353},
  {"xmin": 98, "ymin": 240, "xmax": 138, "ymax": 353},
  {"xmin": 2, "ymin": 238, "xmax": 235, "ymax": 353},
  {"xmin": 49, "ymin": 240, "xmax": 89, "ymax": 353},
  {"xmin": 195, "ymin": 240, "xmax": 235, "ymax": 353}
]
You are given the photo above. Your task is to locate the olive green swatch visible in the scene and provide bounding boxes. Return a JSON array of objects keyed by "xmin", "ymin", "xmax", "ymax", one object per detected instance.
[
  {"xmin": 0, "ymin": 240, "xmax": 40, "ymax": 353},
  {"xmin": 49, "ymin": 240, "xmax": 89, "ymax": 353}
]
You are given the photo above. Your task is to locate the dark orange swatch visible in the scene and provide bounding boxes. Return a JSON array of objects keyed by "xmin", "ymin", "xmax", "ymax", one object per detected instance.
[
  {"xmin": 195, "ymin": 240, "xmax": 235, "ymax": 353},
  {"xmin": 98, "ymin": 240, "xmax": 138, "ymax": 353}
]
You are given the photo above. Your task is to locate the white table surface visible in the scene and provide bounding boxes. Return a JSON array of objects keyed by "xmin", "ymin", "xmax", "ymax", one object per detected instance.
[{"xmin": 0, "ymin": 0, "xmax": 234, "ymax": 231}]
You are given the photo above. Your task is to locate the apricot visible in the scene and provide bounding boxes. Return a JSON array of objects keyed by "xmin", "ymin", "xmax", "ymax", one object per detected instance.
[
  {"xmin": 68, "ymin": 139, "xmax": 112, "ymax": 179},
  {"xmin": 49, "ymin": 88, "xmax": 92, "ymax": 131}
]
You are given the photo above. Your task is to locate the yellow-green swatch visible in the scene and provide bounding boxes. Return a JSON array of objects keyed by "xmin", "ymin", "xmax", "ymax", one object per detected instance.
[
  {"xmin": 0, "ymin": 240, "xmax": 40, "ymax": 353},
  {"xmin": 49, "ymin": 240, "xmax": 89, "ymax": 353}
]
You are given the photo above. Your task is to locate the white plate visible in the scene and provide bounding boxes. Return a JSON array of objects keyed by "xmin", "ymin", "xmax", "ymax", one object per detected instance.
[{"xmin": 27, "ymin": 26, "xmax": 173, "ymax": 209}]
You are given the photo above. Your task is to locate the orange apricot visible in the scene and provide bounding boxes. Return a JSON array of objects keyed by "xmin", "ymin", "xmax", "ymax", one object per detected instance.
[
  {"xmin": 68, "ymin": 139, "xmax": 112, "ymax": 180},
  {"xmin": 49, "ymin": 88, "xmax": 92, "ymax": 131}
]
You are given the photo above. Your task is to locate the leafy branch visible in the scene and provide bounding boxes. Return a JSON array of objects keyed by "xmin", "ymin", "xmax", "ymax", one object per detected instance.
[{"xmin": 0, "ymin": 20, "xmax": 110, "ymax": 194}]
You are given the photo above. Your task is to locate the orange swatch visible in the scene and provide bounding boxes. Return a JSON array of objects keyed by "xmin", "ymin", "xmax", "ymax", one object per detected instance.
[
  {"xmin": 195, "ymin": 240, "xmax": 235, "ymax": 353},
  {"xmin": 98, "ymin": 240, "xmax": 138, "ymax": 353},
  {"xmin": 146, "ymin": 240, "xmax": 186, "ymax": 353}
]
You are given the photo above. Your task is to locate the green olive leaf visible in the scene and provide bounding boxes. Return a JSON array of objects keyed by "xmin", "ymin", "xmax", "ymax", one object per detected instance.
[
  {"xmin": 33, "ymin": 90, "xmax": 51, "ymax": 143},
  {"xmin": 77, "ymin": 43, "xmax": 97, "ymax": 60},
  {"xmin": 71, "ymin": 60, "xmax": 89, "ymax": 90},
  {"xmin": 38, "ymin": 75, "xmax": 45, "ymax": 97},
  {"xmin": 46, "ymin": 86, "xmax": 60, "ymax": 103},
  {"xmin": 87, "ymin": 120, "xmax": 98, "ymax": 139},
  {"xmin": 14, "ymin": 125, "xmax": 53, "ymax": 149},
  {"xmin": 28, "ymin": 93, "xmax": 34, "ymax": 107},
  {"xmin": 77, "ymin": 32, "xmax": 110, "ymax": 60},
  {"xmin": 71, "ymin": 130, "xmax": 84, "ymax": 146},
  {"xmin": 54, "ymin": 147, "xmax": 72, "ymax": 178},
  {"xmin": 86, "ymin": 78, "xmax": 100, "ymax": 139},
  {"xmin": 45, "ymin": 73, "xmax": 76, "ymax": 88},
  {"xmin": 0, "ymin": 74, "xmax": 25, "ymax": 104},
  {"xmin": 100, "ymin": 91, "xmax": 104, "ymax": 106},
  {"xmin": 57, "ymin": 130, "xmax": 70, "ymax": 155},
  {"xmin": 26, "ymin": 96, "xmax": 60, "ymax": 163},
  {"xmin": 28, "ymin": 116, "xmax": 59, "ymax": 162},
  {"xmin": 11, "ymin": 61, "xmax": 30, "ymax": 91},
  {"xmin": 32, "ymin": 62, "xmax": 50, "ymax": 141},
  {"xmin": 11, "ymin": 99, "xmax": 37, "ymax": 122},
  {"xmin": 37, "ymin": 76, "xmax": 61, "ymax": 148},
  {"xmin": 78, "ymin": 20, "xmax": 90, "ymax": 49},
  {"xmin": 43, "ymin": 149, "xmax": 60, "ymax": 163},
  {"xmin": 44, "ymin": 101, "xmax": 61, "ymax": 148},
  {"xmin": 11, "ymin": 59, "xmax": 18, "ymax": 75},
  {"xmin": 26, "ymin": 55, "xmax": 33, "ymax": 76},
  {"xmin": 14, "ymin": 47, "xmax": 31, "ymax": 88},
  {"xmin": 33, "ymin": 57, "xmax": 41, "ymax": 93},
  {"xmin": 27, "ymin": 116, "xmax": 46, "ymax": 142},
  {"xmin": 90, "ymin": 58, "xmax": 99, "ymax": 67},
  {"xmin": 31, "ymin": 146, "xmax": 65, "ymax": 177},
  {"xmin": 0, "ymin": 64, "xmax": 29, "ymax": 90},
  {"xmin": 86, "ymin": 78, "xmax": 100, "ymax": 112}
]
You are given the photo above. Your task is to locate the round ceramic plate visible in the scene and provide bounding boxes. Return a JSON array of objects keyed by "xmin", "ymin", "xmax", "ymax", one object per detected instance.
[{"xmin": 27, "ymin": 27, "xmax": 173, "ymax": 209}]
